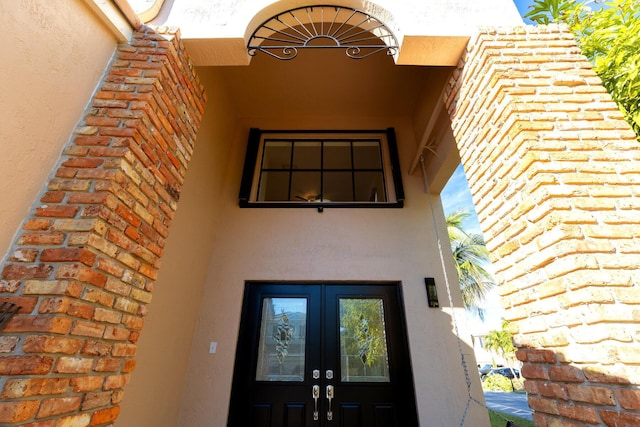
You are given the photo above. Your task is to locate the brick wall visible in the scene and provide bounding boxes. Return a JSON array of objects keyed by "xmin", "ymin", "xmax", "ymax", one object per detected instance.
[
  {"xmin": 0, "ymin": 28, "xmax": 206, "ymax": 426},
  {"xmin": 446, "ymin": 25, "xmax": 640, "ymax": 425}
]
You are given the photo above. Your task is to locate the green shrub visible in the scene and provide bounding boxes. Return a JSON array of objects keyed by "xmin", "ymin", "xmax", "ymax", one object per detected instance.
[{"xmin": 482, "ymin": 374, "xmax": 513, "ymax": 391}]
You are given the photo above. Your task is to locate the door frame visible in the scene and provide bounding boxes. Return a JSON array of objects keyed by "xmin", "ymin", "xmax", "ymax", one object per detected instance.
[{"xmin": 227, "ymin": 281, "xmax": 419, "ymax": 426}]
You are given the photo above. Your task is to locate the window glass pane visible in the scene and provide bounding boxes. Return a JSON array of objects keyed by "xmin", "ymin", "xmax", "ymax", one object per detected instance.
[
  {"xmin": 323, "ymin": 171, "xmax": 353, "ymax": 202},
  {"xmin": 339, "ymin": 298, "xmax": 390, "ymax": 383},
  {"xmin": 354, "ymin": 171, "xmax": 386, "ymax": 202},
  {"xmin": 324, "ymin": 141, "xmax": 351, "ymax": 169},
  {"xmin": 293, "ymin": 141, "xmax": 321, "ymax": 169},
  {"xmin": 291, "ymin": 172, "xmax": 321, "ymax": 202},
  {"xmin": 263, "ymin": 141, "xmax": 292, "ymax": 169},
  {"xmin": 258, "ymin": 171, "xmax": 290, "ymax": 201},
  {"xmin": 353, "ymin": 141, "xmax": 382, "ymax": 169},
  {"xmin": 256, "ymin": 298, "xmax": 307, "ymax": 382}
]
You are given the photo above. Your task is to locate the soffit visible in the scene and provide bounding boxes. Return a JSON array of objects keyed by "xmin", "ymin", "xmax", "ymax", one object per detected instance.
[{"xmin": 209, "ymin": 48, "xmax": 452, "ymax": 119}]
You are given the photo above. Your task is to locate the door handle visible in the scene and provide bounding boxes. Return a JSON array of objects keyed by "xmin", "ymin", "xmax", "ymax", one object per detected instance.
[
  {"xmin": 312, "ymin": 385, "xmax": 320, "ymax": 421},
  {"xmin": 326, "ymin": 385, "xmax": 334, "ymax": 421}
]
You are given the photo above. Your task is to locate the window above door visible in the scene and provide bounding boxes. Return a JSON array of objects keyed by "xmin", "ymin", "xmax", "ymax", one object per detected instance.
[{"xmin": 239, "ymin": 129, "xmax": 404, "ymax": 208}]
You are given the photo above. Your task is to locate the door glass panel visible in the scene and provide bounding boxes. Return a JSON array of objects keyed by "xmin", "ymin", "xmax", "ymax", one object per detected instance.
[
  {"xmin": 256, "ymin": 298, "xmax": 307, "ymax": 382},
  {"xmin": 339, "ymin": 298, "xmax": 390, "ymax": 383}
]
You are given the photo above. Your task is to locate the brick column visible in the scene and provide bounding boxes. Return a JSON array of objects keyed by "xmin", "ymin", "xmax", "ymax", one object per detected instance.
[
  {"xmin": 0, "ymin": 28, "xmax": 205, "ymax": 426},
  {"xmin": 445, "ymin": 25, "xmax": 640, "ymax": 426}
]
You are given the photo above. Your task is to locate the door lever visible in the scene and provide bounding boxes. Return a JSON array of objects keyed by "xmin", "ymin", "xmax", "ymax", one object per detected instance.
[
  {"xmin": 326, "ymin": 385, "xmax": 334, "ymax": 420},
  {"xmin": 312, "ymin": 385, "xmax": 320, "ymax": 421}
]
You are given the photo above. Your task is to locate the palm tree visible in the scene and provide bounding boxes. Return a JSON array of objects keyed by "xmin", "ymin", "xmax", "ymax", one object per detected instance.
[
  {"xmin": 483, "ymin": 319, "xmax": 517, "ymax": 366},
  {"xmin": 446, "ymin": 210, "xmax": 496, "ymax": 319}
]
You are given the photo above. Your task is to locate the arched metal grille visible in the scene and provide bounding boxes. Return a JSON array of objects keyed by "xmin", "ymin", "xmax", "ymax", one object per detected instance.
[{"xmin": 247, "ymin": 5, "xmax": 399, "ymax": 60}]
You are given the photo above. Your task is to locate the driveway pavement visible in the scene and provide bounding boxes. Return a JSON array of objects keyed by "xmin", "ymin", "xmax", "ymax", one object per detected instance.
[{"xmin": 483, "ymin": 391, "xmax": 533, "ymax": 421}]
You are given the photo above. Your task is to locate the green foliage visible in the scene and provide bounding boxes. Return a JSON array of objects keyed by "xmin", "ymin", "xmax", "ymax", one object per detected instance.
[
  {"xmin": 446, "ymin": 210, "xmax": 496, "ymax": 319},
  {"xmin": 483, "ymin": 319, "xmax": 517, "ymax": 364},
  {"xmin": 340, "ymin": 299, "xmax": 386, "ymax": 367},
  {"xmin": 524, "ymin": 0, "xmax": 577, "ymax": 24},
  {"xmin": 525, "ymin": 0, "xmax": 640, "ymax": 139},
  {"xmin": 482, "ymin": 373, "xmax": 513, "ymax": 391}
]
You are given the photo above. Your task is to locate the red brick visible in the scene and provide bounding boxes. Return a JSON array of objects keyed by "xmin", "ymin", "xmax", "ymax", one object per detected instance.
[
  {"xmin": 67, "ymin": 300, "xmax": 95, "ymax": 319},
  {"xmin": 82, "ymin": 391, "xmax": 112, "ymax": 410},
  {"xmin": 122, "ymin": 358, "xmax": 136, "ymax": 373},
  {"xmin": 41, "ymin": 248, "xmax": 96, "ymax": 266},
  {"xmin": 70, "ymin": 376, "xmax": 104, "ymax": 393},
  {"xmin": 528, "ymin": 395, "xmax": 559, "ymax": 415},
  {"xmin": 566, "ymin": 384, "xmax": 616, "ymax": 405},
  {"xmin": 81, "ymin": 340, "xmax": 112, "ymax": 357},
  {"xmin": 0, "ymin": 356, "xmax": 53, "ymax": 375},
  {"xmin": 55, "ymin": 357, "xmax": 93, "ymax": 374},
  {"xmin": 17, "ymin": 232, "xmax": 65, "ymax": 246},
  {"xmin": 38, "ymin": 297, "xmax": 71, "ymax": 314},
  {"xmin": 35, "ymin": 205, "xmax": 79, "ymax": 218},
  {"xmin": 3, "ymin": 263, "xmax": 53, "ymax": 279},
  {"xmin": 112, "ymin": 343, "xmax": 136, "ymax": 357},
  {"xmin": 67, "ymin": 192, "xmax": 110, "ymax": 204},
  {"xmin": 96, "ymin": 257, "xmax": 124, "ymax": 277},
  {"xmin": 115, "ymin": 204, "xmax": 142, "ymax": 227},
  {"xmin": 90, "ymin": 406, "xmax": 120, "ymax": 425},
  {"xmin": 538, "ymin": 381, "xmax": 568, "ymax": 399},
  {"xmin": 105, "ymin": 227, "xmax": 132, "ymax": 250},
  {"xmin": 10, "ymin": 248, "xmax": 38, "ymax": 262},
  {"xmin": 55, "ymin": 168, "xmax": 77, "ymax": 178},
  {"xmin": 20, "ymin": 422, "xmax": 56, "ymax": 427},
  {"xmin": 23, "ymin": 336, "xmax": 83, "ymax": 354},
  {"xmin": 3, "ymin": 316, "xmax": 72, "ymax": 335},
  {"xmin": 84, "ymin": 116, "xmax": 119, "ymax": 127},
  {"xmin": 522, "ymin": 364, "xmax": 549, "ymax": 380},
  {"xmin": 615, "ymin": 389, "xmax": 640, "ymax": 410},
  {"xmin": 558, "ymin": 401, "xmax": 599, "ymax": 423},
  {"xmin": 549, "ymin": 365, "xmax": 585, "ymax": 383},
  {"xmin": 71, "ymin": 321, "xmax": 105, "ymax": 338},
  {"xmin": 0, "ymin": 400, "xmax": 40, "ymax": 423},
  {"xmin": 0, "ymin": 296, "xmax": 37, "ymax": 313},
  {"xmin": 24, "ymin": 280, "xmax": 83, "ymax": 297},
  {"xmin": 41, "ymin": 191, "xmax": 65, "ymax": 203},
  {"xmin": 600, "ymin": 410, "xmax": 640, "ymax": 427},
  {"xmin": 56, "ymin": 263, "xmax": 107, "ymax": 288},
  {"xmin": 103, "ymin": 374, "xmax": 129, "ymax": 390},
  {"xmin": 94, "ymin": 358, "xmax": 121, "ymax": 373},
  {"xmin": 37, "ymin": 396, "xmax": 81, "ymax": 418},
  {"xmin": 74, "ymin": 135, "xmax": 111, "ymax": 146},
  {"xmin": 23, "ymin": 219, "xmax": 52, "ymax": 231},
  {"xmin": 0, "ymin": 378, "xmax": 69, "ymax": 399}
]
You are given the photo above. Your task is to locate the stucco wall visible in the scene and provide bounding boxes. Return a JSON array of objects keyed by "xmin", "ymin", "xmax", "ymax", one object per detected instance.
[
  {"xmin": 0, "ymin": 0, "xmax": 116, "ymax": 259},
  {"xmin": 131, "ymin": 65, "xmax": 486, "ymax": 426}
]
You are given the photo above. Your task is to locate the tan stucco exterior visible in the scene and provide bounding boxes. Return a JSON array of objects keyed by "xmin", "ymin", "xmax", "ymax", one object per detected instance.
[
  {"xmin": 8, "ymin": 1, "xmax": 638, "ymax": 426},
  {"xmin": 0, "ymin": 0, "xmax": 116, "ymax": 259},
  {"xmin": 118, "ymin": 45, "xmax": 488, "ymax": 424}
]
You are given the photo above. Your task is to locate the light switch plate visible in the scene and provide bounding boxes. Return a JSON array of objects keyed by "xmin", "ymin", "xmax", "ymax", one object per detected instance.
[{"xmin": 209, "ymin": 342, "xmax": 217, "ymax": 354}]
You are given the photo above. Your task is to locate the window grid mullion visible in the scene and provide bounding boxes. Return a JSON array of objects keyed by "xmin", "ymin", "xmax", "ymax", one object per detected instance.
[
  {"xmin": 287, "ymin": 140, "xmax": 295, "ymax": 201},
  {"xmin": 350, "ymin": 140, "xmax": 356, "ymax": 202}
]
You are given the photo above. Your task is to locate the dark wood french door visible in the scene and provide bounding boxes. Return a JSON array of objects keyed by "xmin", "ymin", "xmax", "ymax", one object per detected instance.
[{"xmin": 228, "ymin": 282, "xmax": 418, "ymax": 427}]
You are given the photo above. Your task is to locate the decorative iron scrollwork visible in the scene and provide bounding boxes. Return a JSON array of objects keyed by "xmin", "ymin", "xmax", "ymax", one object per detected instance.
[
  {"xmin": 273, "ymin": 312, "xmax": 295, "ymax": 364},
  {"xmin": 247, "ymin": 6, "xmax": 398, "ymax": 60}
]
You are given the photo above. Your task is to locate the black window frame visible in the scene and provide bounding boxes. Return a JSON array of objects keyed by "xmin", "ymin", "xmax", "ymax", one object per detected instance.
[{"xmin": 239, "ymin": 128, "xmax": 404, "ymax": 209}]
